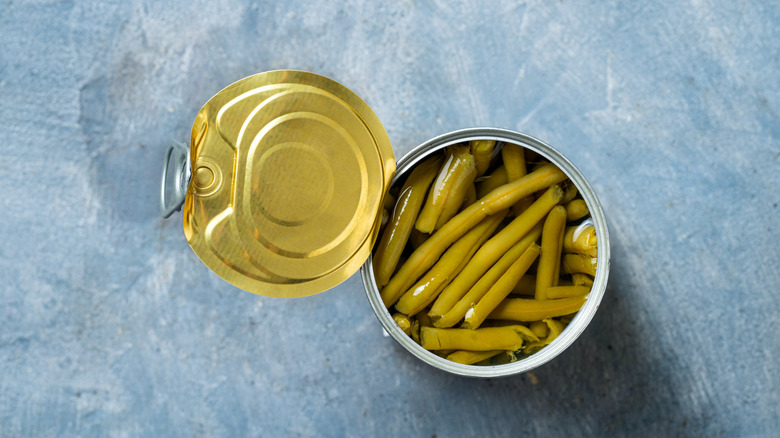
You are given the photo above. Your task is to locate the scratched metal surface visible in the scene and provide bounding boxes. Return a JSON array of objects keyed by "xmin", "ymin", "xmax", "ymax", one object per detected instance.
[{"xmin": 1, "ymin": 1, "xmax": 778, "ymax": 436}]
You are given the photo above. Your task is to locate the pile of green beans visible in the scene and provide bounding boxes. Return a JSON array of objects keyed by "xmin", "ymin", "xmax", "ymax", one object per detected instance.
[{"xmin": 372, "ymin": 140, "xmax": 598, "ymax": 366}]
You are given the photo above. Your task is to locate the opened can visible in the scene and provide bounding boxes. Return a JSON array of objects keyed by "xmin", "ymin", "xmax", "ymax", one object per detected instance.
[
  {"xmin": 360, "ymin": 128, "xmax": 609, "ymax": 377},
  {"xmin": 160, "ymin": 71, "xmax": 610, "ymax": 377}
]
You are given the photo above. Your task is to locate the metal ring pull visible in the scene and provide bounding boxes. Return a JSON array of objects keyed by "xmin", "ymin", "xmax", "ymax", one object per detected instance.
[{"xmin": 160, "ymin": 141, "xmax": 192, "ymax": 218}]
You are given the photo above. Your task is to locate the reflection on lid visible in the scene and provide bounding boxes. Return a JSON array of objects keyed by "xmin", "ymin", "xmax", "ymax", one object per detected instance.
[{"xmin": 183, "ymin": 71, "xmax": 395, "ymax": 298}]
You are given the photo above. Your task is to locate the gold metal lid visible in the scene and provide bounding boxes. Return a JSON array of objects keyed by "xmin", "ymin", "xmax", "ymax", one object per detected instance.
[{"xmin": 181, "ymin": 71, "xmax": 395, "ymax": 298}]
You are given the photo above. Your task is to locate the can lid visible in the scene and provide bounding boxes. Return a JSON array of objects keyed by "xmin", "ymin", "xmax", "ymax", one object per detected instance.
[{"xmin": 182, "ymin": 71, "xmax": 395, "ymax": 298}]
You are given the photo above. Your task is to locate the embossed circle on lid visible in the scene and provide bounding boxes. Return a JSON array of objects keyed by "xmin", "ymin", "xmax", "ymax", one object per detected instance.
[{"xmin": 182, "ymin": 71, "xmax": 395, "ymax": 298}]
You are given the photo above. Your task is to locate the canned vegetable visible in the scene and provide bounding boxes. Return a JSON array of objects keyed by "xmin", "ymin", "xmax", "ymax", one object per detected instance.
[
  {"xmin": 160, "ymin": 71, "xmax": 609, "ymax": 378},
  {"xmin": 361, "ymin": 128, "xmax": 609, "ymax": 377}
]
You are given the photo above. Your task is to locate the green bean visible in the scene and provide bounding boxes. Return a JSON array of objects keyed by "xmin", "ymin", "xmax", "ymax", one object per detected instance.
[
  {"xmin": 559, "ymin": 315, "xmax": 576, "ymax": 325},
  {"xmin": 545, "ymin": 285, "xmax": 591, "ymax": 299},
  {"xmin": 462, "ymin": 243, "xmax": 541, "ymax": 329},
  {"xmin": 563, "ymin": 224, "xmax": 597, "ymax": 257},
  {"xmin": 560, "ymin": 181, "xmax": 578, "ymax": 204},
  {"xmin": 408, "ymin": 228, "xmax": 430, "ymax": 250},
  {"xmin": 379, "ymin": 163, "xmax": 567, "ymax": 307},
  {"xmin": 564, "ymin": 199, "xmax": 589, "ymax": 221},
  {"xmin": 372, "ymin": 155, "xmax": 441, "ymax": 287},
  {"xmin": 510, "ymin": 274, "xmax": 536, "ymax": 296},
  {"xmin": 393, "ymin": 313, "xmax": 412, "ymax": 335},
  {"xmin": 512, "ymin": 275, "xmax": 573, "ymax": 296},
  {"xmin": 535, "ymin": 205, "xmax": 567, "ymax": 300},
  {"xmin": 461, "ymin": 183, "xmax": 477, "ymax": 210},
  {"xmin": 571, "ymin": 273, "xmax": 594, "ymax": 287},
  {"xmin": 446, "ymin": 350, "xmax": 504, "ymax": 365},
  {"xmin": 470, "ymin": 140, "xmax": 496, "ymax": 177},
  {"xmin": 546, "ymin": 318, "xmax": 565, "ymax": 339},
  {"xmin": 410, "ymin": 319, "xmax": 421, "ymax": 343},
  {"xmin": 475, "ymin": 165, "xmax": 507, "ymax": 198},
  {"xmin": 487, "ymin": 297, "xmax": 586, "ymax": 322},
  {"xmin": 434, "ymin": 179, "xmax": 477, "ymax": 230},
  {"xmin": 433, "ymin": 224, "xmax": 542, "ymax": 328},
  {"xmin": 523, "ymin": 318, "xmax": 565, "ymax": 354},
  {"xmin": 561, "ymin": 253, "xmax": 597, "ymax": 276},
  {"xmin": 502, "ymin": 143, "xmax": 527, "ymax": 182},
  {"xmin": 501, "ymin": 142, "xmax": 534, "ymax": 214},
  {"xmin": 415, "ymin": 312, "xmax": 433, "ymax": 327},
  {"xmin": 432, "ymin": 349, "xmax": 456, "ymax": 358},
  {"xmin": 394, "ymin": 211, "xmax": 506, "ymax": 316},
  {"xmin": 410, "ymin": 312, "xmax": 433, "ymax": 344},
  {"xmin": 420, "ymin": 325, "xmax": 538, "ymax": 351},
  {"xmin": 416, "ymin": 146, "xmax": 477, "ymax": 233},
  {"xmin": 529, "ymin": 321, "xmax": 549, "ymax": 339},
  {"xmin": 435, "ymin": 150, "xmax": 479, "ymax": 230},
  {"xmin": 429, "ymin": 185, "xmax": 563, "ymax": 319},
  {"xmin": 382, "ymin": 192, "xmax": 396, "ymax": 211}
]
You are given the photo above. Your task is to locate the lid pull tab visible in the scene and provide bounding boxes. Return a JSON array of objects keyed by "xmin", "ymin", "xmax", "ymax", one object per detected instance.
[{"xmin": 160, "ymin": 141, "xmax": 192, "ymax": 218}]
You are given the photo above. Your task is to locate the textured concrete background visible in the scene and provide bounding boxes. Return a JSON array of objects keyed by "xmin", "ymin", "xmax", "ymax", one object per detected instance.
[{"xmin": 1, "ymin": 1, "xmax": 778, "ymax": 436}]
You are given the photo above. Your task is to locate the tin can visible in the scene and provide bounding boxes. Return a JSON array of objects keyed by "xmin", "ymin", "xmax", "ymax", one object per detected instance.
[
  {"xmin": 160, "ymin": 71, "xmax": 609, "ymax": 378},
  {"xmin": 160, "ymin": 71, "xmax": 396, "ymax": 298},
  {"xmin": 361, "ymin": 128, "xmax": 610, "ymax": 377}
]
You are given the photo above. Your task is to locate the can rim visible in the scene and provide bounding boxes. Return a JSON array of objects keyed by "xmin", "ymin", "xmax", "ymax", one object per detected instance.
[{"xmin": 360, "ymin": 127, "xmax": 610, "ymax": 377}]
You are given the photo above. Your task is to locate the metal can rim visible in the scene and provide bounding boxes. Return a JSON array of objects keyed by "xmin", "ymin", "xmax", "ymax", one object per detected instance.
[{"xmin": 360, "ymin": 127, "xmax": 611, "ymax": 378}]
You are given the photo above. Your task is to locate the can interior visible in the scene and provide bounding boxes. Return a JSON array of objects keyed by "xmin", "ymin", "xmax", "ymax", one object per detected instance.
[{"xmin": 360, "ymin": 127, "xmax": 610, "ymax": 378}]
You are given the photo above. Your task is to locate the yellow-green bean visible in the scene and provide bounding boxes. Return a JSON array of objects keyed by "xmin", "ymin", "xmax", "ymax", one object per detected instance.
[
  {"xmin": 511, "ymin": 274, "xmax": 537, "ymax": 296},
  {"xmin": 434, "ymin": 179, "xmax": 476, "ymax": 231},
  {"xmin": 382, "ymin": 192, "xmax": 397, "ymax": 211},
  {"xmin": 501, "ymin": 143, "xmax": 527, "ymax": 182},
  {"xmin": 562, "ymin": 253, "xmax": 597, "ymax": 276},
  {"xmin": 512, "ymin": 275, "xmax": 574, "ymax": 296},
  {"xmin": 373, "ymin": 155, "xmax": 441, "ymax": 287},
  {"xmin": 462, "ymin": 243, "xmax": 541, "ymax": 330},
  {"xmin": 470, "ymin": 140, "xmax": 496, "ymax": 177},
  {"xmin": 529, "ymin": 320, "xmax": 549, "ymax": 339},
  {"xmin": 545, "ymin": 285, "xmax": 591, "ymax": 299},
  {"xmin": 487, "ymin": 296, "xmax": 586, "ymax": 322},
  {"xmin": 429, "ymin": 185, "xmax": 562, "ymax": 319},
  {"xmin": 501, "ymin": 143, "xmax": 534, "ymax": 214},
  {"xmin": 461, "ymin": 183, "xmax": 477, "ymax": 210},
  {"xmin": 571, "ymin": 273, "xmax": 594, "ymax": 287},
  {"xmin": 394, "ymin": 212, "xmax": 506, "ymax": 316},
  {"xmin": 420, "ymin": 325, "xmax": 538, "ymax": 351},
  {"xmin": 535, "ymin": 205, "xmax": 567, "ymax": 300},
  {"xmin": 446, "ymin": 350, "xmax": 504, "ymax": 365},
  {"xmin": 523, "ymin": 317, "xmax": 566, "ymax": 354},
  {"xmin": 408, "ymin": 228, "xmax": 430, "ymax": 250},
  {"xmin": 410, "ymin": 319, "xmax": 421, "ymax": 343},
  {"xmin": 564, "ymin": 199, "xmax": 589, "ymax": 221},
  {"xmin": 380, "ymin": 163, "xmax": 567, "ymax": 307},
  {"xmin": 416, "ymin": 312, "xmax": 433, "ymax": 327},
  {"xmin": 563, "ymin": 224, "xmax": 597, "ymax": 257},
  {"xmin": 434, "ymin": 155, "xmax": 479, "ymax": 230},
  {"xmin": 433, "ymin": 225, "xmax": 542, "ymax": 328},
  {"xmin": 475, "ymin": 165, "xmax": 507, "ymax": 198},
  {"xmin": 560, "ymin": 181, "xmax": 579, "ymax": 204},
  {"xmin": 416, "ymin": 146, "xmax": 477, "ymax": 233},
  {"xmin": 530, "ymin": 159, "xmax": 551, "ymax": 172},
  {"xmin": 546, "ymin": 318, "xmax": 565, "ymax": 339},
  {"xmin": 393, "ymin": 313, "xmax": 412, "ymax": 335}
]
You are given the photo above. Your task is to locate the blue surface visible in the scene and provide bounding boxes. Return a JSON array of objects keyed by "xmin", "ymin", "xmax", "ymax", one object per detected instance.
[{"xmin": 1, "ymin": 1, "xmax": 778, "ymax": 436}]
